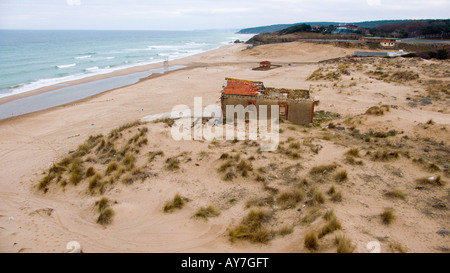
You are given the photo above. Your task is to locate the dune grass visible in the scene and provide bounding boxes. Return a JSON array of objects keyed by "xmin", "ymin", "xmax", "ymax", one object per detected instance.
[
  {"xmin": 381, "ymin": 208, "xmax": 396, "ymax": 225},
  {"xmin": 304, "ymin": 231, "xmax": 319, "ymax": 251},
  {"xmin": 228, "ymin": 209, "xmax": 273, "ymax": 244},
  {"xmin": 193, "ymin": 205, "xmax": 220, "ymax": 220},
  {"xmin": 163, "ymin": 194, "xmax": 185, "ymax": 212}
]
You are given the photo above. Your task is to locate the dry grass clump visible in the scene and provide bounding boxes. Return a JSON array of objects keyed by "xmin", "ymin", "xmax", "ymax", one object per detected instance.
[
  {"xmin": 365, "ymin": 105, "xmax": 390, "ymax": 116},
  {"xmin": 381, "ymin": 208, "xmax": 396, "ymax": 225},
  {"xmin": 345, "ymin": 154, "xmax": 364, "ymax": 165},
  {"xmin": 148, "ymin": 151, "xmax": 164, "ymax": 162},
  {"xmin": 369, "ymin": 150, "xmax": 399, "ymax": 162},
  {"xmin": 277, "ymin": 189, "xmax": 304, "ymax": 209},
  {"xmin": 85, "ymin": 166, "xmax": 95, "ymax": 177},
  {"xmin": 307, "ymin": 68, "xmax": 341, "ymax": 81},
  {"xmin": 416, "ymin": 176, "xmax": 445, "ymax": 187},
  {"xmin": 165, "ymin": 157, "xmax": 180, "ymax": 171},
  {"xmin": 345, "ymin": 148, "xmax": 360, "ymax": 157},
  {"xmin": 95, "ymin": 197, "xmax": 114, "ymax": 226},
  {"xmin": 163, "ymin": 194, "xmax": 186, "ymax": 212},
  {"xmin": 334, "ymin": 234, "xmax": 355, "ymax": 253},
  {"xmin": 304, "ymin": 231, "xmax": 319, "ymax": 251},
  {"xmin": 334, "ymin": 170, "xmax": 348, "ymax": 183},
  {"xmin": 278, "ymin": 225, "xmax": 294, "ymax": 236},
  {"xmin": 193, "ymin": 205, "xmax": 220, "ymax": 220},
  {"xmin": 318, "ymin": 211, "xmax": 342, "ymax": 238},
  {"xmin": 236, "ymin": 159, "xmax": 253, "ymax": 177},
  {"xmin": 311, "ymin": 189, "xmax": 326, "ymax": 206},
  {"xmin": 153, "ymin": 118, "xmax": 174, "ymax": 127},
  {"xmin": 228, "ymin": 209, "xmax": 273, "ymax": 243},
  {"xmin": 390, "ymin": 242, "xmax": 408, "ymax": 253},
  {"xmin": 69, "ymin": 158, "xmax": 84, "ymax": 185},
  {"xmin": 105, "ymin": 161, "xmax": 118, "ymax": 175},
  {"xmin": 300, "ymin": 207, "xmax": 322, "ymax": 225},
  {"xmin": 122, "ymin": 152, "xmax": 136, "ymax": 170},
  {"xmin": 384, "ymin": 189, "xmax": 406, "ymax": 200},
  {"xmin": 330, "ymin": 191, "xmax": 343, "ymax": 202},
  {"xmin": 309, "ymin": 163, "xmax": 337, "ymax": 176},
  {"xmin": 223, "ymin": 171, "xmax": 237, "ymax": 181}
]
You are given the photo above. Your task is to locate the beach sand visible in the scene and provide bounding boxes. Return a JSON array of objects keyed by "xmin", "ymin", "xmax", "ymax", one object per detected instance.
[{"xmin": 0, "ymin": 41, "xmax": 448, "ymax": 253}]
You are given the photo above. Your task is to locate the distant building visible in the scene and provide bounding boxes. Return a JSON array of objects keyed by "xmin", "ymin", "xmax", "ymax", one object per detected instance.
[
  {"xmin": 220, "ymin": 78, "xmax": 315, "ymax": 125},
  {"xmin": 252, "ymin": 61, "xmax": 282, "ymax": 71},
  {"xmin": 363, "ymin": 37, "xmax": 401, "ymax": 47}
]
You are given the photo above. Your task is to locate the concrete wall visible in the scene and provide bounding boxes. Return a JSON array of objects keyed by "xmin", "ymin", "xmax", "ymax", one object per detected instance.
[{"xmin": 221, "ymin": 95, "xmax": 314, "ymax": 125}]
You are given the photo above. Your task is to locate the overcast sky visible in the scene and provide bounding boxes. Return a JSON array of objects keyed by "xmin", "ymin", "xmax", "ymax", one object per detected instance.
[{"xmin": 0, "ymin": 0, "xmax": 449, "ymax": 30}]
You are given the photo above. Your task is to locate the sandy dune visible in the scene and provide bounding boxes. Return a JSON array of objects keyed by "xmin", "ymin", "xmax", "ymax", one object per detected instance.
[{"xmin": 0, "ymin": 41, "xmax": 449, "ymax": 253}]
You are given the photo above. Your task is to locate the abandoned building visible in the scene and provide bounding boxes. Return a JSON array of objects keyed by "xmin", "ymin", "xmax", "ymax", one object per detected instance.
[
  {"xmin": 220, "ymin": 78, "xmax": 315, "ymax": 125},
  {"xmin": 252, "ymin": 61, "xmax": 282, "ymax": 71}
]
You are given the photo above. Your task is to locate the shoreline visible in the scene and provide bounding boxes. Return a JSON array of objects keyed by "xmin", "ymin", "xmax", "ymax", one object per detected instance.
[{"xmin": 0, "ymin": 44, "xmax": 238, "ymax": 120}]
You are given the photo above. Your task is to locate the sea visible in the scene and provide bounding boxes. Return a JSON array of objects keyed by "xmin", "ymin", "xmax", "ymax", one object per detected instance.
[{"xmin": 0, "ymin": 30, "xmax": 254, "ymax": 99}]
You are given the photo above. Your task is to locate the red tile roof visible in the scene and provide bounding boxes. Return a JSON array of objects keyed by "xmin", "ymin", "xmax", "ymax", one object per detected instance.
[{"xmin": 222, "ymin": 79, "xmax": 261, "ymax": 96}]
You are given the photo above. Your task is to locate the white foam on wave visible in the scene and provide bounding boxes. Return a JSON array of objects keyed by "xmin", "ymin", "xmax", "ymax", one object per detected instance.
[
  {"xmin": 75, "ymin": 55, "xmax": 92, "ymax": 59},
  {"xmin": 85, "ymin": 66, "xmax": 99, "ymax": 71},
  {"xmin": 1, "ymin": 34, "xmax": 254, "ymax": 99},
  {"xmin": 57, "ymin": 63, "xmax": 76, "ymax": 69}
]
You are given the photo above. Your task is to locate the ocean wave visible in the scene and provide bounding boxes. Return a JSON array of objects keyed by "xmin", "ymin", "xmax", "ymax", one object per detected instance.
[
  {"xmin": 56, "ymin": 63, "xmax": 76, "ymax": 69},
  {"xmin": 1, "ymin": 34, "xmax": 251, "ymax": 100},
  {"xmin": 85, "ymin": 66, "xmax": 99, "ymax": 72},
  {"xmin": 74, "ymin": 55, "xmax": 92, "ymax": 59}
]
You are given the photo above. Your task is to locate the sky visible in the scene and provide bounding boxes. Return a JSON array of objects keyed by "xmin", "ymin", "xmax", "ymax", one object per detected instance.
[{"xmin": 0, "ymin": 0, "xmax": 449, "ymax": 30}]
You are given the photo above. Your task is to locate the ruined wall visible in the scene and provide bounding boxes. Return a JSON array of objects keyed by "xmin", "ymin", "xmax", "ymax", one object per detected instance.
[{"xmin": 221, "ymin": 95, "xmax": 314, "ymax": 125}]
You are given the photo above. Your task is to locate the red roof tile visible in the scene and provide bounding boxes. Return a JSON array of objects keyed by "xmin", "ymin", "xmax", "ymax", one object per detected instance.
[{"xmin": 222, "ymin": 79, "xmax": 261, "ymax": 96}]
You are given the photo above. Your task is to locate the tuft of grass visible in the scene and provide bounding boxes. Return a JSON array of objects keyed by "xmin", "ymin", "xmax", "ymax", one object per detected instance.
[
  {"xmin": 97, "ymin": 208, "xmax": 114, "ymax": 225},
  {"xmin": 165, "ymin": 157, "xmax": 180, "ymax": 171},
  {"xmin": 163, "ymin": 194, "xmax": 185, "ymax": 212},
  {"xmin": 219, "ymin": 153, "xmax": 230, "ymax": 160},
  {"xmin": 311, "ymin": 189, "xmax": 325, "ymax": 206},
  {"xmin": 390, "ymin": 242, "xmax": 408, "ymax": 253},
  {"xmin": 384, "ymin": 189, "xmax": 406, "ymax": 200},
  {"xmin": 95, "ymin": 197, "xmax": 114, "ymax": 226},
  {"xmin": 318, "ymin": 211, "xmax": 342, "ymax": 238},
  {"xmin": 334, "ymin": 170, "xmax": 348, "ymax": 183},
  {"xmin": 228, "ymin": 209, "xmax": 273, "ymax": 244},
  {"xmin": 278, "ymin": 225, "xmax": 294, "ymax": 236},
  {"xmin": 277, "ymin": 189, "xmax": 304, "ymax": 209},
  {"xmin": 148, "ymin": 151, "xmax": 164, "ymax": 162},
  {"xmin": 300, "ymin": 207, "xmax": 322, "ymax": 225},
  {"xmin": 309, "ymin": 163, "xmax": 337, "ymax": 176},
  {"xmin": 370, "ymin": 150, "xmax": 399, "ymax": 162},
  {"xmin": 122, "ymin": 152, "xmax": 136, "ymax": 170},
  {"xmin": 68, "ymin": 158, "xmax": 84, "ymax": 185},
  {"xmin": 334, "ymin": 234, "xmax": 355, "ymax": 253},
  {"xmin": 223, "ymin": 171, "xmax": 237, "ymax": 181},
  {"xmin": 237, "ymin": 159, "xmax": 253, "ymax": 177},
  {"xmin": 345, "ymin": 148, "xmax": 360, "ymax": 157},
  {"xmin": 105, "ymin": 161, "xmax": 118, "ymax": 175},
  {"xmin": 193, "ymin": 205, "xmax": 220, "ymax": 220},
  {"xmin": 38, "ymin": 175, "xmax": 52, "ymax": 192},
  {"xmin": 95, "ymin": 197, "xmax": 110, "ymax": 212},
  {"xmin": 88, "ymin": 174, "xmax": 103, "ymax": 194},
  {"xmin": 153, "ymin": 118, "xmax": 174, "ymax": 127},
  {"xmin": 330, "ymin": 191, "xmax": 343, "ymax": 202},
  {"xmin": 218, "ymin": 159, "xmax": 234, "ymax": 172},
  {"xmin": 345, "ymin": 155, "xmax": 364, "ymax": 165},
  {"xmin": 288, "ymin": 141, "xmax": 301, "ymax": 150},
  {"xmin": 381, "ymin": 208, "xmax": 395, "ymax": 225},
  {"xmin": 85, "ymin": 167, "xmax": 95, "ymax": 178},
  {"xmin": 304, "ymin": 231, "xmax": 319, "ymax": 251}
]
